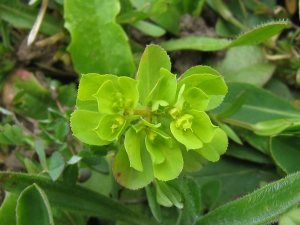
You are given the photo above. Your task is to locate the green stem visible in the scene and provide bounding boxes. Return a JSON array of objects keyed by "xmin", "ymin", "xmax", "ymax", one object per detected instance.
[
  {"xmin": 133, "ymin": 109, "xmax": 150, "ymax": 116},
  {"xmin": 175, "ymin": 209, "xmax": 183, "ymax": 225},
  {"xmin": 219, "ymin": 118, "xmax": 254, "ymax": 130}
]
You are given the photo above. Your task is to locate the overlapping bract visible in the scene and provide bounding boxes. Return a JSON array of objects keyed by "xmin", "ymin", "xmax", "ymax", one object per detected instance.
[{"xmin": 70, "ymin": 44, "xmax": 228, "ymax": 189}]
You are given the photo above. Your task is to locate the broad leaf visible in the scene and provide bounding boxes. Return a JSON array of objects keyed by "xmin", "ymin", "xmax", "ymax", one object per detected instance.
[
  {"xmin": 215, "ymin": 46, "xmax": 275, "ymax": 86},
  {"xmin": 70, "ymin": 110, "xmax": 110, "ymax": 146},
  {"xmin": 196, "ymin": 171, "xmax": 300, "ymax": 225},
  {"xmin": 113, "ymin": 146, "xmax": 154, "ymax": 189},
  {"xmin": 270, "ymin": 135, "xmax": 300, "ymax": 174},
  {"xmin": 194, "ymin": 128, "xmax": 228, "ymax": 162},
  {"xmin": 64, "ymin": 0, "xmax": 136, "ymax": 76},
  {"xmin": 77, "ymin": 74, "xmax": 118, "ymax": 101},
  {"xmin": 17, "ymin": 184, "xmax": 54, "ymax": 225}
]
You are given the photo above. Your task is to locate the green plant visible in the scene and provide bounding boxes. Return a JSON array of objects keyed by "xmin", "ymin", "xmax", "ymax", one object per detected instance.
[
  {"xmin": 1, "ymin": 0, "xmax": 300, "ymax": 225},
  {"xmin": 70, "ymin": 44, "xmax": 228, "ymax": 190}
]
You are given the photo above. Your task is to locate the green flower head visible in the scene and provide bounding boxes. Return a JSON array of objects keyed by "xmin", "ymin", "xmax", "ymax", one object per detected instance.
[{"xmin": 70, "ymin": 45, "xmax": 229, "ymax": 190}]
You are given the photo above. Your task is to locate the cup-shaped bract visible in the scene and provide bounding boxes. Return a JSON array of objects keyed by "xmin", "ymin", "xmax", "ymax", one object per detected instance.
[
  {"xmin": 70, "ymin": 74, "xmax": 139, "ymax": 146},
  {"xmin": 93, "ymin": 76, "xmax": 139, "ymax": 116},
  {"xmin": 170, "ymin": 110, "xmax": 217, "ymax": 150},
  {"xmin": 145, "ymin": 128, "xmax": 183, "ymax": 181}
]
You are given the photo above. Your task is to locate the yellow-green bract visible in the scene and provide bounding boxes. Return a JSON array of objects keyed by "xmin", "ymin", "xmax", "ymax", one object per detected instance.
[{"xmin": 70, "ymin": 44, "xmax": 228, "ymax": 190}]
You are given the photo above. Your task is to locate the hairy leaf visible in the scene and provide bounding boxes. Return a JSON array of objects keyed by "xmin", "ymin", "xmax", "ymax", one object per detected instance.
[
  {"xmin": 160, "ymin": 21, "xmax": 289, "ymax": 52},
  {"xmin": 196, "ymin": 171, "xmax": 300, "ymax": 225},
  {"xmin": 0, "ymin": 172, "xmax": 158, "ymax": 225}
]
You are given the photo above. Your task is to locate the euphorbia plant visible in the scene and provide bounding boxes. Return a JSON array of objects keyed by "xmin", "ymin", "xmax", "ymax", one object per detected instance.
[{"xmin": 70, "ymin": 44, "xmax": 228, "ymax": 190}]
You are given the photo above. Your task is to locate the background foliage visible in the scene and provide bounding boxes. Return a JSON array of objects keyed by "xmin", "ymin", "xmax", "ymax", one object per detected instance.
[{"xmin": 0, "ymin": 0, "xmax": 300, "ymax": 224}]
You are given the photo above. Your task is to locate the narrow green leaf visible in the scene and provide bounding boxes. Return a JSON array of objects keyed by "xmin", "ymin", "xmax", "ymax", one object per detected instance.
[
  {"xmin": 48, "ymin": 152, "xmax": 65, "ymax": 181},
  {"xmin": 35, "ymin": 138, "xmax": 47, "ymax": 170},
  {"xmin": 226, "ymin": 142, "xmax": 272, "ymax": 165},
  {"xmin": 17, "ymin": 184, "xmax": 54, "ymax": 225},
  {"xmin": 181, "ymin": 176, "xmax": 201, "ymax": 224},
  {"xmin": 252, "ymin": 118, "xmax": 300, "ymax": 136},
  {"xmin": 0, "ymin": 192, "xmax": 18, "ymax": 225},
  {"xmin": 137, "ymin": 44, "xmax": 171, "ymax": 104},
  {"xmin": 160, "ymin": 37, "xmax": 231, "ymax": 52},
  {"xmin": 212, "ymin": 83, "xmax": 300, "ymax": 125},
  {"xmin": 64, "ymin": 0, "xmax": 136, "ymax": 76},
  {"xmin": 216, "ymin": 89, "xmax": 248, "ymax": 119},
  {"xmin": 132, "ymin": 20, "xmax": 166, "ymax": 37},
  {"xmin": 0, "ymin": 0, "xmax": 60, "ymax": 35},
  {"xmin": 270, "ymin": 135, "xmax": 300, "ymax": 174},
  {"xmin": 196, "ymin": 171, "xmax": 300, "ymax": 225},
  {"xmin": 155, "ymin": 180, "xmax": 183, "ymax": 209},
  {"xmin": 24, "ymin": 158, "xmax": 42, "ymax": 174},
  {"xmin": 160, "ymin": 21, "xmax": 289, "ymax": 52},
  {"xmin": 0, "ymin": 172, "xmax": 158, "ymax": 225},
  {"xmin": 217, "ymin": 123, "xmax": 242, "ymax": 144},
  {"xmin": 229, "ymin": 21, "xmax": 289, "ymax": 47},
  {"xmin": 145, "ymin": 185, "xmax": 162, "ymax": 223}
]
